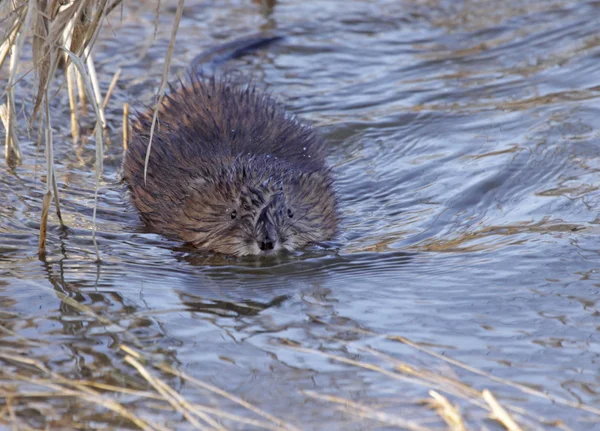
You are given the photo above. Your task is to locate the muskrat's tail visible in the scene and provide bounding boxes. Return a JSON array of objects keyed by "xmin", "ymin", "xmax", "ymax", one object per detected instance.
[{"xmin": 188, "ymin": 33, "xmax": 283, "ymax": 77}]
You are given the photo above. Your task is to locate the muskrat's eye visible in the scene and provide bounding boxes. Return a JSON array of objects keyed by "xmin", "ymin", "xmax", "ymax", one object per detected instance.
[
  {"xmin": 287, "ymin": 208, "xmax": 293, "ymax": 218},
  {"xmin": 231, "ymin": 210, "xmax": 237, "ymax": 220}
]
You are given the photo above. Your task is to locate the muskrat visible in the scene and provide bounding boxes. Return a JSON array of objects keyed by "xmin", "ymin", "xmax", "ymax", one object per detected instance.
[{"xmin": 123, "ymin": 36, "xmax": 339, "ymax": 256}]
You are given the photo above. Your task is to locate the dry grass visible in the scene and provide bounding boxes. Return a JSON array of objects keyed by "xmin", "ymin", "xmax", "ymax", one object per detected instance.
[
  {"xmin": 0, "ymin": 275, "xmax": 590, "ymax": 430},
  {"xmin": 0, "ymin": 347, "xmax": 287, "ymax": 431},
  {"xmin": 280, "ymin": 323, "xmax": 598, "ymax": 430},
  {"xmin": 319, "ymin": 323, "xmax": 600, "ymax": 418},
  {"xmin": 143, "ymin": 0, "xmax": 184, "ymax": 185},
  {"xmin": 427, "ymin": 390, "xmax": 467, "ymax": 431},
  {"xmin": 0, "ymin": 276, "xmax": 302, "ymax": 431},
  {"xmin": 0, "ymin": 3, "xmax": 594, "ymax": 430},
  {"xmin": 0, "ymin": 0, "xmax": 183, "ymax": 260},
  {"xmin": 0, "ymin": 347, "xmax": 303, "ymax": 430}
]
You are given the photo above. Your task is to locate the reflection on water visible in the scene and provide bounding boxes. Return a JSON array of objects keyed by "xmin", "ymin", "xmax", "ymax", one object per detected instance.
[{"xmin": 1, "ymin": 0, "xmax": 600, "ymax": 429}]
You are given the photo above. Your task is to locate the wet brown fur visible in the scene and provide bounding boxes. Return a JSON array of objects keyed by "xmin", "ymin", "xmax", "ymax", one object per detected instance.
[{"xmin": 123, "ymin": 75, "xmax": 339, "ymax": 256}]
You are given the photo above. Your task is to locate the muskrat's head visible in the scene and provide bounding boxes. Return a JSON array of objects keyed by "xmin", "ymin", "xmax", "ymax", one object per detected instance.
[{"xmin": 179, "ymin": 158, "xmax": 338, "ymax": 256}]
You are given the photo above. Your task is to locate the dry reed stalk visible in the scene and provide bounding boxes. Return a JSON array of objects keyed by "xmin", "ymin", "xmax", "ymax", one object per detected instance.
[
  {"xmin": 77, "ymin": 379, "xmax": 293, "ymax": 431},
  {"xmin": 0, "ymin": 10, "xmax": 25, "ymax": 70},
  {"xmin": 39, "ymin": 83, "xmax": 60, "ymax": 256},
  {"xmin": 66, "ymin": 63, "xmax": 80, "ymax": 144},
  {"xmin": 123, "ymin": 102, "xmax": 130, "ymax": 152},
  {"xmin": 7, "ymin": 48, "xmax": 23, "ymax": 163},
  {"xmin": 85, "ymin": 45, "xmax": 106, "ymax": 128},
  {"xmin": 120, "ymin": 344, "xmax": 301, "ymax": 431},
  {"xmin": 106, "ymin": 0, "xmax": 124, "ymax": 16},
  {"xmin": 38, "ymin": 181, "xmax": 52, "ymax": 256},
  {"xmin": 154, "ymin": 0, "xmax": 162, "ymax": 38},
  {"xmin": 144, "ymin": 0, "xmax": 184, "ymax": 184},
  {"xmin": 79, "ymin": 0, "xmax": 110, "ymax": 58},
  {"xmin": 52, "ymin": 164, "xmax": 63, "ymax": 225},
  {"xmin": 103, "ymin": 67, "xmax": 122, "ymax": 109},
  {"xmin": 5, "ymin": 396, "xmax": 17, "ymax": 429},
  {"xmin": 0, "ymin": 353, "xmax": 160, "ymax": 431},
  {"xmin": 0, "ymin": 406, "xmax": 7, "ymax": 427},
  {"xmin": 303, "ymin": 390, "xmax": 432, "ymax": 431},
  {"xmin": 359, "ymin": 346, "xmax": 482, "ymax": 402},
  {"xmin": 60, "ymin": 47, "xmax": 104, "ymax": 261},
  {"xmin": 44, "ymin": 91, "xmax": 64, "ymax": 228},
  {"xmin": 77, "ymin": 66, "xmax": 88, "ymax": 115},
  {"xmin": 283, "ymin": 340, "xmax": 564, "ymax": 429},
  {"xmin": 3, "ymin": 0, "xmax": 32, "ymax": 165},
  {"xmin": 1, "ymin": 0, "xmax": 114, "ymax": 257},
  {"xmin": 61, "ymin": 9, "xmax": 80, "ymax": 144},
  {"xmin": 1, "ymin": 0, "xmax": 133, "ymax": 259},
  {"xmin": 0, "ymin": 384, "xmax": 287, "ymax": 431},
  {"xmin": 427, "ymin": 390, "xmax": 467, "ymax": 431},
  {"xmin": 482, "ymin": 390, "xmax": 524, "ymax": 431},
  {"xmin": 124, "ymin": 355, "xmax": 220, "ymax": 431},
  {"xmin": 67, "ymin": 3, "xmax": 88, "ymax": 121},
  {"xmin": 188, "ymin": 404, "xmax": 293, "ymax": 431},
  {"xmin": 155, "ymin": 378, "xmax": 226, "ymax": 431},
  {"xmin": 31, "ymin": 0, "xmax": 80, "ymax": 125},
  {"xmin": 0, "ymin": 104, "xmax": 16, "ymax": 159},
  {"xmin": 76, "ymin": 381, "xmax": 163, "ymax": 400},
  {"xmin": 323, "ymin": 323, "xmax": 600, "ymax": 418},
  {"xmin": 0, "ymin": 390, "xmax": 74, "ymax": 399},
  {"xmin": 157, "ymin": 363, "xmax": 302, "ymax": 431},
  {"xmin": 280, "ymin": 340, "xmax": 447, "ymax": 394}
]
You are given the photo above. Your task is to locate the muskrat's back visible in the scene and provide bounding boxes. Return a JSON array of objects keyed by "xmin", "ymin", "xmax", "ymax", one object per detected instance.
[{"xmin": 123, "ymin": 75, "xmax": 339, "ymax": 256}]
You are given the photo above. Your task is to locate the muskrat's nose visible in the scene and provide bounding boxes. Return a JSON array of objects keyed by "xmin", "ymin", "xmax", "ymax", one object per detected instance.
[
  {"xmin": 256, "ymin": 205, "xmax": 278, "ymax": 251},
  {"xmin": 259, "ymin": 236, "xmax": 275, "ymax": 251}
]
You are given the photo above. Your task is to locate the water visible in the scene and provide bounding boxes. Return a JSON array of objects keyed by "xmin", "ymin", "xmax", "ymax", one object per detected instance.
[{"xmin": 1, "ymin": 0, "xmax": 599, "ymax": 429}]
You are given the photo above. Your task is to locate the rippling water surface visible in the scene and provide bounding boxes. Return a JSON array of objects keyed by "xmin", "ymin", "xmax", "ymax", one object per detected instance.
[{"xmin": 1, "ymin": 0, "xmax": 600, "ymax": 429}]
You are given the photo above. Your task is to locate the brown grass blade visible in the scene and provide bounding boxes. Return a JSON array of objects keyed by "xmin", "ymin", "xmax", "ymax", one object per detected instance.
[
  {"xmin": 3, "ymin": 0, "xmax": 33, "ymax": 165},
  {"xmin": 51, "ymin": 163, "xmax": 64, "ymax": 225},
  {"xmin": 0, "ymin": 353, "xmax": 161, "ymax": 431},
  {"xmin": 0, "ymin": 7, "xmax": 25, "ymax": 71},
  {"xmin": 103, "ymin": 67, "xmax": 122, "ymax": 109},
  {"xmin": 482, "ymin": 390, "xmax": 524, "ymax": 431},
  {"xmin": 77, "ymin": 62, "xmax": 88, "ymax": 115},
  {"xmin": 359, "ymin": 346, "xmax": 482, "ymax": 401},
  {"xmin": 427, "ymin": 390, "xmax": 467, "ymax": 431},
  {"xmin": 76, "ymin": 379, "xmax": 294, "ymax": 431},
  {"xmin": 323, "ymin": 323, "xmax": 600, "ymax": 417},
  {"xmin": 143, "ymin": 0, "xmax": 184, "ymax": 184},
  {"xmin": 38, "ymin": 87, "xmax": 56, "ymax": 256},
  {"xmin": 303, "ymin": 390, "xmax": 433, "ymax": 431},
  {"xmin": 59, "ymin": 46, "xmax": 104, "ymax": 261},
  {"xmin": 124, "ymin": 355, "xmax": 218, "ymax": 431},
  {"xmin": 66, "ymin": 63, "xmax": 80, "ymax": 143},
  {"xmin": 85, "ymin": 46, "xmax": 106, "ymax": 128},
  {"xmin": 123, "ymin": 102, "xmax": 130, "ymax": 152},
  {"xmin": 38, "ymin": 190, "xmax": 52, "ymax": 257},
  {"xmin": 120, "ymin": 344, "xmax": 301, "ymax": 431}
]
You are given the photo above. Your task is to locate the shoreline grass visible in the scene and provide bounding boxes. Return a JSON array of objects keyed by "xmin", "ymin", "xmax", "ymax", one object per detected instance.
[
  {"xmin": 0, "ymin": 0, "xmax": 183, "ymax": 260},
  {"xmin": 1, "ymin": 275, "xmax": 593, "ymax": 430}
]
